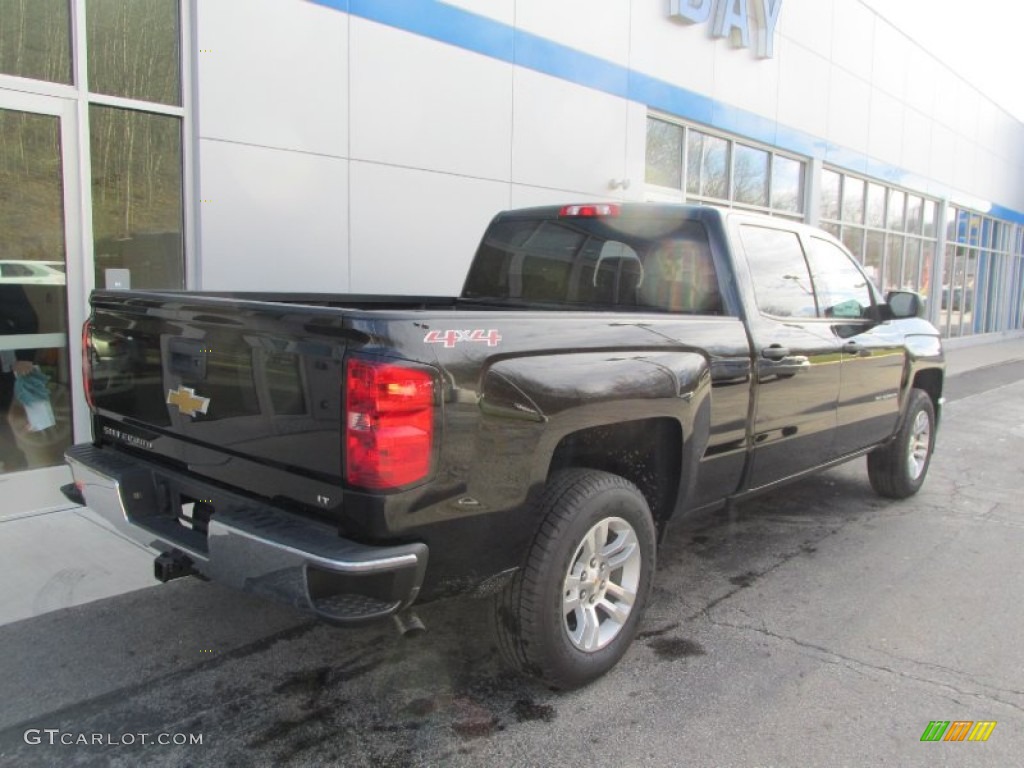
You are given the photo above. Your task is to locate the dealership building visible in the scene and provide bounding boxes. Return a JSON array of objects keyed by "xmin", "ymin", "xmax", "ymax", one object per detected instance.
[{"xmin": 2, "ymin": 0, "xmax": 1023, "ymax": 510}]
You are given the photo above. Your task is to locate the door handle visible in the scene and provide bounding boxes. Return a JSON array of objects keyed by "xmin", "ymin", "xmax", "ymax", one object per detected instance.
[{"xmin": 761, "ymin": 344, "xmax": 790, "ymax": 361}]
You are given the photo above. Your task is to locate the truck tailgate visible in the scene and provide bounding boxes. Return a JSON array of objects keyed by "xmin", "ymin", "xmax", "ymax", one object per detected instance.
[{"xmin": 87, "ymin": 292, "xmax": 348, "ymax": 484}]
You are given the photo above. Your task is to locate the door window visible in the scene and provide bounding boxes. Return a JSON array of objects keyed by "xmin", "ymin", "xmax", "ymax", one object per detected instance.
[
  {"xmin": 739, "ymin": 225, "xmax": 817, "ymax": 318},
  {"xmin": 805, "ymin": 237, "xmax": 876, "ymax": 319}
]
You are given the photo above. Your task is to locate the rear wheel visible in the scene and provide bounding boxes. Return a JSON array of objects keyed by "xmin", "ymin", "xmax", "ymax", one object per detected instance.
[
  {"xmin": 867, "ymin": 388, "xmax": 936, "ymax": 499},
  {"xmin": 493, "ymin": 469, "xmax": 656, "ymax": 689}
]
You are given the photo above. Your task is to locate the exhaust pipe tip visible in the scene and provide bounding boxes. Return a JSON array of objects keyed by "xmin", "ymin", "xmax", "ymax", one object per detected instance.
[{"xmin": 392, "ymin": 610, "xmax": 426, "ymax": 639}]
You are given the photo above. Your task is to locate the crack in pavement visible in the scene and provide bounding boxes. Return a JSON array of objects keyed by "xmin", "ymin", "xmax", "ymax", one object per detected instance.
[{"xmin": 707, "ymin": 617, "xmax": 1024, "ymax": 716}]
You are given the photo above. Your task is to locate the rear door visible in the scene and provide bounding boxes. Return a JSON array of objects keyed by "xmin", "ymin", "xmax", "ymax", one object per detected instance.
[{"xmin": 734, "ymin": 221, "xmax": 842, "ymax": 489}]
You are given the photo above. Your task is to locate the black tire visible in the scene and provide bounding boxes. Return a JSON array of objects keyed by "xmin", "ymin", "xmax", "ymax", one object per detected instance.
[
  {"xmin": 493, "ymin": 469, "xmax": 656, "ymax": 689},
  {"xmin": 867, "ymin": 388, "xmax": 936, "ymax": 499}
]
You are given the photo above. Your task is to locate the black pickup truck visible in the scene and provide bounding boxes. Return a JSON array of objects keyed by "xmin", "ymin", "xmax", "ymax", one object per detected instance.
[{"xmin": 65, "ymin": 203, "xmax": 943, "ymax": 688}]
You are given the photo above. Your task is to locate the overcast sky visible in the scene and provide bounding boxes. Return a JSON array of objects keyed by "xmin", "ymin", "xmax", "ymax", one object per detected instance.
[{"xmin": 861, "ymin": 0, "xmax": 1024, "ymax": 123}]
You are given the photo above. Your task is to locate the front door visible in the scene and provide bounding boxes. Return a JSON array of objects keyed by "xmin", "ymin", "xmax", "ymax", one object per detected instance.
[
  {"xmin": 0, "ymin": 92, "xmax": 85, "ymax": 514},
  {"xmin": 733, "ymin": 220, "xmax": 842, "ymax": 489}
]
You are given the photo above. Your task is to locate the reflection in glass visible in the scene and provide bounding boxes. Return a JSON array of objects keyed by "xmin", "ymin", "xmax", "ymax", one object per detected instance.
[
  {"xmin": 739, "ymin": 226, "xmax": 817, "ymax": 318},
  {"xmin": 0, "ymin": 108, "xmax": 72, "ymax": 473},
  {"xmin": 734, "ymin": 144, "xmax": 769, "ymax": 207},
  {"xmin": 806, "ymin": 238, "xmax": 873, "ymax": 318},
  {"xmin": 645, "ymin": 118, "xmax": 683, "ymax": 189},
  {"xmin": 920, "ymin": 241, "xmax": 935, "ymax": 297},
  {"xmin": 89, "ymin": 105, "xmax": 184, "ymax": 289},
  {"xmin": 841, "ymin": 227, "xmax": 865, "ymax": 262},
  {"xmin": 946, "ymin": 205, "xmax": 959, "ymax": 241},
  {"xmin": 864, "ymin": 231, "xmax": 884, "ymax": 288},
  {"xmin": 842, "ymin": 176, "xmax": 864, "ymax": 223},
  {"xmin": 902, "ymin": 239, "xmax": 922, "ymax": 291},
  {"xmin": 887, "ymin": 189, "xmax": 905, "ymax": 231},
  {"xmin": 885, "ymin": 235, "xmax": 904, "ymax": 291},
  {"xmin": 686, "ymin": 131, "xmax": 729, "ymax": 200},
  {"xmin": 923, "ymin": 200, "xmax": 937, "ymax": 238},
  {"xmin": 940, "ymin": 247, "xmax": 955, "ymax": 335},
  {"xmin": 771, "ymin": 155, "xmax": 803, "ymax": 213},
  {"xmin": 866, "ymin": 183, "xmax": 886, "ymax": 228},
  {"xmin": 906, "ymin": 196, "xmax": 922, "ymax": 234},
  {"xmin": 0, "ymin": 0, "xmax": 72, "ymax": 84},
  {"xmin": 961, "ymin": 251, "xmax": 977, "ymax": 336},
  {"xmin": 86, "ymin": 0, "xmax": 181, "ymax": 105},
  {"xmin": 820, "ymin": 169, "xmax": 841, "ymax": 220}
]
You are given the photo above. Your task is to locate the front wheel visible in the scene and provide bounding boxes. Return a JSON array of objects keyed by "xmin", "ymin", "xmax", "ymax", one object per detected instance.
[
  {"xmin": 867, "ymin": 388, "xmax": 936, "ymax": 499},
  {"xmin": 493, "ymin": 469, "xmax": 656, "ymax": 689}
]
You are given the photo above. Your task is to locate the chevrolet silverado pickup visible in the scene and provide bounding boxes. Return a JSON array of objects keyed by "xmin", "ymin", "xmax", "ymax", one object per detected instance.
[{"xmin": 64, "ymin": 203, "xmax": 944, "ymax": 688}]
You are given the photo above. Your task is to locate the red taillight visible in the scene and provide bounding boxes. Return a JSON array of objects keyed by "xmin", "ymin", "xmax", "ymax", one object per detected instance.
[
  {"xmin": 345, "ymin": 359, "xmax": 435, "ymax": 490},
  {"xmin": 559, "ymin": 203, "xmax": 621, "ymax": 218},
  {"xmin": 82, "ymin": 319, "xmax": 94, "ymax": 409}
]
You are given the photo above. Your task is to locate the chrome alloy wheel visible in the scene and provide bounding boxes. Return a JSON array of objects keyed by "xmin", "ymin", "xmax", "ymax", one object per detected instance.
[
  {"xmin": 906, "ymin": 409, "xmax": 932, "ymax": 481},
  {"xmin": 562, "ymin": 516, "xmax": 642, "ymax": 652}
]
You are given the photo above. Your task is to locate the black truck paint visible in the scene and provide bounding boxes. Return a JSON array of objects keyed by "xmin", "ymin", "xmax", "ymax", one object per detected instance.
[{"xmin": 65, "ymin": 204, "xmax": 943, "ymax": 687}]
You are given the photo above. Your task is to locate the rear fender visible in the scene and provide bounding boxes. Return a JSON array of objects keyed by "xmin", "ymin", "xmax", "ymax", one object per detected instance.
[{"xmin": 471, "ymin": 350, "xmax": 712, "ymax": 514}]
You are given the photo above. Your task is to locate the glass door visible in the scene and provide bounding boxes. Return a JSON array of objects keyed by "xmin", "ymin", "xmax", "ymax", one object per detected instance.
[{"xmin": 0, "ymin": 91, "xmax": 84, "ymax": 513}]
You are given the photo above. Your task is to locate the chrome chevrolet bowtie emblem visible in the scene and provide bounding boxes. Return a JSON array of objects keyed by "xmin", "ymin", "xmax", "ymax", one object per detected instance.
[{"xmin": 166, "ymin": 386, "xmax": 210, "ymax": 417}]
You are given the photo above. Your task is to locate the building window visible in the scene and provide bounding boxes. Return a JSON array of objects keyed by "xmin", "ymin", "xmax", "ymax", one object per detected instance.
[
  {"xmin": 645, "ymin": 116, "xmax": 806, "ymax": 219},
  {"xmin": 86, "ymin": 0, "xmax": 181, "ymax": 105},
  {"xmin": 89, "ymin": 106, "xmax": 183, "ymax": 289},
  {"xmin": 85, "ymin": 0, "xmax": 185, "ymax": 290},
  {"xmin": 940, "ymin": 209, "xmax": 1021, "ymax": 338},
  {"xmin": 0, "ymin": 0, "xmax": 73, "ymax": 84},
  {"xmin": 818, "ymin": 168, "xmax": 939, "ymax": 303}
]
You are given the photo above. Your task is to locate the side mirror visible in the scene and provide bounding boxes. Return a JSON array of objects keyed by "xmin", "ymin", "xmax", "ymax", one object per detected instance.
[{"xmin": 886, "ymin": 290, "xmax": 922, "ymax": 319}]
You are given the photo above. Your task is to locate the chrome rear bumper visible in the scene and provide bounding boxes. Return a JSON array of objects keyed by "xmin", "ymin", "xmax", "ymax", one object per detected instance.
[{"xmin": 64, "ymin": 443, "xmax": 427, "ymax": 624}]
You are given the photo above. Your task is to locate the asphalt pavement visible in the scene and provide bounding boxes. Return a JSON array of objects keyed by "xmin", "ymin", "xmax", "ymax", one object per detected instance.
[{"xmin": 0, "ymin": 332, "xmax": 1022, "ymax": 766}]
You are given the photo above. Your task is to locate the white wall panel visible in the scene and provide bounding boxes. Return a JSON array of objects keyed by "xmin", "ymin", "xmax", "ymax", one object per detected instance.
[
  {"xmin": 929, "ymin": 69, "xmax": 962, "ymax": 134},
  {"xmin": 349, "ymin": 162, "xmax": 509, "ymax": 295},
  {"xmin": 901, "ymin": 107, "xmax": 932, "ymax": 179},
  {"xmin": 438, "ymin": 0, "xmax": 514, "ymax": 25},
  {"xmin": 953, "ymin": 78, "xmax": 980, "ymax": 143},
  {"xmin": 903, "ymin": 46, "xmax": 937, "ymax": 118},
  {"xmin": 952, "ymin": 135, "xmax": 978, "ymax": 196},
  {"xmin": 197, "ymin": 140, "xmax": 349, "ymax": 291},
  {"xmin": 624, "ymin": 101, "xmax": 649, "ymax": 202},
  {"xmin": 713, "ymin": 33, "xmax": 781, "ymax": 119},
  {"xmin": 778, "ymin": 0, "xmax": 834, "ymax": 61},
  {"xmin": 831, "ymin": 0, "xmax": 874, "ymax": 82},
  {"xmin": 512, "ymin": 68, "xmax": 629, "ymax": 196},
  {"xmin": 975, "ymin": 101, "xmax": 999, "ymax": 156},
  {"xmin": 871, "ymin": 20, "xmax": 908, "ymax": 101},
  {"xmin": 349, "ymin": 18, "xmax": 513, "ymax": 181},
  {"xmin": 868, "ymin": 90, "xmax": 904, "ymax": 166},
  {"xmin": 826, "ymin": 67, "xmax": 871, "ymax": 154},
  {"xmin": 509, "ymin": 184, "xmax": 605, "ymax": 210},
  {"xmin": 929, "ymin": 123, "xmax": 955, "ymax": 192},
  {"xmin": 195, "ymin": 0, "xmax": 347, "ymax": 156},
  {"xmin": 628, "ymin": 1, "xmax": 716, "ymax": 96},
  {"xmin": 776, "ymin": 39, "xmax": 830, "ymax": 139},
  {"xmin": 517, "ymin": 0, "xmax": 630, "ymax": 66}
]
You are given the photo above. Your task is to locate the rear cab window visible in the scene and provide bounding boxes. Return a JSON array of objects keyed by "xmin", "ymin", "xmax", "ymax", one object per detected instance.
[{"xmin": 462, "ymin": 213, "xmax": 725, "ymax": 315}]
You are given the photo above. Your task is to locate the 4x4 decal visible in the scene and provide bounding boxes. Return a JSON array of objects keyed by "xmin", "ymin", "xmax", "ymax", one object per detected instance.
[{"xmin": 424, "ymin": 329, "xmax": 502, "ymax": 348}]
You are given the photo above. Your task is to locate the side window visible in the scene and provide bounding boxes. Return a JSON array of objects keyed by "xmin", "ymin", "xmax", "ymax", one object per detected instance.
[
  {"xmin": 739, "ymin": 225, "xmax": 817, "ymax": 318},
  {"xmin": 805, "ymin": 237, "xmax": 875, "ymax": 319}
]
